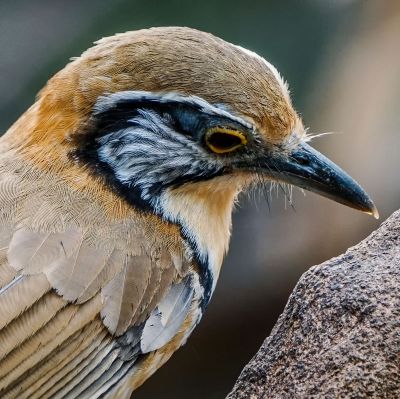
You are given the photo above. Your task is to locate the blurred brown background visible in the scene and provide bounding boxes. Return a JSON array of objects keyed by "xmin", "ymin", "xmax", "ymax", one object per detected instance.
[{"xmin": 1, "ymin": 1, "xmax": 399, "ymax": 398}]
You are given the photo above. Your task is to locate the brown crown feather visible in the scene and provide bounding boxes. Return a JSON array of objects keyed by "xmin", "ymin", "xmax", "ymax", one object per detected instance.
[{"xmin": 38, "ymin": 27, "xmax": 300, "ymax": 143}]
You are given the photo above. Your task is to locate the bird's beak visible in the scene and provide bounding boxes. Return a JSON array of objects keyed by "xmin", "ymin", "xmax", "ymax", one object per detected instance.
[{"xmin": 257, "ymin": 142, "xmax": 378, "ymax": 218}]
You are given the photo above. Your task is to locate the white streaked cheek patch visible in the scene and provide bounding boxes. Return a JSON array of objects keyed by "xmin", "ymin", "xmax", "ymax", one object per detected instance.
[{"xmin": 96, "ymin": 109, "xmax": 223, "ymax": 203}]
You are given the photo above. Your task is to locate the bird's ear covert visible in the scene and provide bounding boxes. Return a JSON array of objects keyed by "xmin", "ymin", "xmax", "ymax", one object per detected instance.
[{"xmin": 205, "ymin": 127, "xmax": 247, "ymax": 154}]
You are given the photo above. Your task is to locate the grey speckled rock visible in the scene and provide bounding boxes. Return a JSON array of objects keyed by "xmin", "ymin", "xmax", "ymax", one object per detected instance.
[{"xmin": 227, "ymin": 210, "xmax": 400, "ymax": 399}]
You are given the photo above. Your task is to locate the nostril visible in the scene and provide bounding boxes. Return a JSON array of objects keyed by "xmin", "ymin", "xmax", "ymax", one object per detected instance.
[{"xmin": 296, "ymin": 156, "xmax": 309, "ymax": 166}]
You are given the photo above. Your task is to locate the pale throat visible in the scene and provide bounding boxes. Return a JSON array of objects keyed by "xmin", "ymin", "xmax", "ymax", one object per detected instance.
[{"xmin": 158, "ymin": 179, "xmax": 240, "ymax": 289}]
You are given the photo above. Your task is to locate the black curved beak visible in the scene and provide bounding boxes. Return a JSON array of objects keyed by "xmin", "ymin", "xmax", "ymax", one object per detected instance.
[{"xmin": 257, "ymin": 142, "xmax": 378, "ymax": 218}]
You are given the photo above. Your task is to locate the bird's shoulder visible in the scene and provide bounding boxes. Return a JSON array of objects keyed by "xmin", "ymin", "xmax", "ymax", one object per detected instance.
[{"xmin": 0, "ymin": 149, "xmax": 197, "ymax": 330}]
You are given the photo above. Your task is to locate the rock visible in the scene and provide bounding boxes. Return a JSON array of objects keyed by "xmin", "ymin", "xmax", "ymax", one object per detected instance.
[{"xmin": 227, "ymin": 210, "xmax": 400, "ymax": 399}]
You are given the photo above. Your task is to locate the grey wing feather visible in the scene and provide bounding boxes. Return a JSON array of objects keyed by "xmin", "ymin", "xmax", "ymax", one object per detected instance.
[{"xmin": 140, "ymin": 275, "xmax": 194, "ymax": 353}]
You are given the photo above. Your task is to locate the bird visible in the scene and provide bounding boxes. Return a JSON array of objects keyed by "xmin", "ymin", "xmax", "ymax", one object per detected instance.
[{"xmin": 0, "ymin": 27, "xmax": 377, "ymax": 398}]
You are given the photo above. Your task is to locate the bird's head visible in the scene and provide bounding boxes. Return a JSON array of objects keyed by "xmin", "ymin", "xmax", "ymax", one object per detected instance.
[{"xmin": 6, "ymin": 27, "xmax": 377, "ymax": 271}]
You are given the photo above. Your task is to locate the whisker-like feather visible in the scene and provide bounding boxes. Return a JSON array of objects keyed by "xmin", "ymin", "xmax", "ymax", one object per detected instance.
[{"xmin": 305, "ymin": 131, "xmax": 341, "ymax": 142}]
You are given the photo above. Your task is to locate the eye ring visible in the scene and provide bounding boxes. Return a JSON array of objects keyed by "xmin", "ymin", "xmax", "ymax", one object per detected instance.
[{"xmin": 205, "ymin": 127, "xmax": 248, "ymax": 154}]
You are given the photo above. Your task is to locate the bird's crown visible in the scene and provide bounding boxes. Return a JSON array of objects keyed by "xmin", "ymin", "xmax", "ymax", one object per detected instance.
[{"xmin": 59, "ymin": 26, "xmax": 302, "ymax": 143}]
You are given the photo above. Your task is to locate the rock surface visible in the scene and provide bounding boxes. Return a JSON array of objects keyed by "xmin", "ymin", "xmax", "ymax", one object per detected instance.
[{"xmin": 227, "ymin": 210, "xmax": 400, "ymax": 399}]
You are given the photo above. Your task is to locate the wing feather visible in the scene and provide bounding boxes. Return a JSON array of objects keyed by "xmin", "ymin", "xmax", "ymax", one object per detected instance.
[
  {"xmin": 101, "ymin": 253, "xmax": 152, "ymax": 335},
  {"xmin": 0, "ymin": 274, "xmax": 51, "ymax": 330},
  {"xmin": 7, "ymin": 229, "xmax": 82, "ymax": 275},
  {"xmin": 0, "ymin": 292, "xmax": 66, "ymax": 362},
  {"xmin": 0, "ymin": 296, "xmax": 102, "ymax": 389},
  {"xmin": 46, "ymin": 238, "xmax": 111, "ymax": 302},
  {"xmin": 76, "ymin": 248, "xmax": 124, "ymax": 304},
  {"xmin": 3, "ymin": 319, "xmax": 105, "ymax": 399},
  {"xmin": 37, "ymin": 331, "xmax": 112, "ymax": 398},
  {"xmin": 0, "ymin": 160, "xmax": 199, "ymax": 398},
  {"xmin": 140, "ymin": 276, "xmax": 194, "ymax": 353}
]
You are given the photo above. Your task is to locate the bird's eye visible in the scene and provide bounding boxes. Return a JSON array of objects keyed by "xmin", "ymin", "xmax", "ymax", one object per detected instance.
[{"xmin": 205, "ymin": 127, "xmax": 248, "ymax": 154}]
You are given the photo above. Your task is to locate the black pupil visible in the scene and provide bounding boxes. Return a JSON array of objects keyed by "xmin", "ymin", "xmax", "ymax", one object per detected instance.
[{"xmin": 208, "ymin": 132, "xmax": 241, "ymax": 150}]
